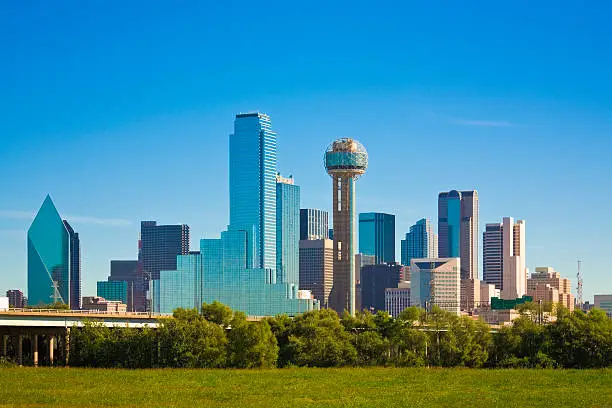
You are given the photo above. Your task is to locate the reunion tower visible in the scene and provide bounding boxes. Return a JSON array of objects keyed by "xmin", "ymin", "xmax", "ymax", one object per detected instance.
[{"xmin": 324, "ymin": 138, "xmax": 368, "ymax": 315}]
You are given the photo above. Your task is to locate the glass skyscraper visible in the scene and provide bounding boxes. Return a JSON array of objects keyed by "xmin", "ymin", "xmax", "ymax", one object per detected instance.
[
  {"xmin": 230, "ymin": 112, "xmax": 277, "ymax": 270},
  {"xmin": 400, "ymin": 218, "xmax": 438, "ymax": 266},
  {"xmin": 358, "ymin": 212, "xmax": 395, "ymax": 264},
  {"xmin": 276, "ymin": 174, "xmax": 300, "ymax": 286},
  {"xmin": 27, "ymin": 195, "xmax": 80, "ymax": 308},
  {"xmin": 299, "ymin": 209, "xmax": 329, "ymax": 240}
]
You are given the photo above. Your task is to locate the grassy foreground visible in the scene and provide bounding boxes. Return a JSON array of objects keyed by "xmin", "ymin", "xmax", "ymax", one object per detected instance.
[{"xmin": 0, "ymin": 368, "xmax": 610, "ymax": 407}]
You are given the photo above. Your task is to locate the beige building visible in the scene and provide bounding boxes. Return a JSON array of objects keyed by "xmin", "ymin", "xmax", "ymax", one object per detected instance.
[
  {"xmin": 411, "ymin": 258, "xmax": 461, "ymax": 315},
  {"xmin": 299, "ymin": 239, "xmax": 334, "ymax": 308},
  {"xmin": 82, "ymin": 296, "xmax": 127, "ymax": 312},
  {"xmin": 501, "ymin": 217, "xmax": 527, "ymax": 300},
  {"xmin": 527, "ymin": 267, "xmax": 574, "ymax": 311}
]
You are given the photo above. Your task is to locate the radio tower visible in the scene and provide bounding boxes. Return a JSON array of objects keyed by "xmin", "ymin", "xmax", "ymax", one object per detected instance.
[{"xmin": 576, "ymin": 259, "xmax": 583, "ymax": 309}]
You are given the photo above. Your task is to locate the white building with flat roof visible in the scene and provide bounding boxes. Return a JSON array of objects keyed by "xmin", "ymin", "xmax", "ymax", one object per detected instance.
[{"xmin": 411, "ymin": 258, "xmax": 460, "ymax": 315}]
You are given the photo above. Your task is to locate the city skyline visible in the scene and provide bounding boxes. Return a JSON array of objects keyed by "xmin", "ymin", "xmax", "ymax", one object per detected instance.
[{"xmin": 1, "ymin": 2, "xmax": 611, "ymax": 301}]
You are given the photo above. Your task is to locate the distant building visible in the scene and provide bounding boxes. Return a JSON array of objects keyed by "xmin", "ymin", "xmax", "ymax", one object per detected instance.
[
  {"xmin": 27, "ymin": 195, "xmax": 81, "ymax": 309},
  {"xmin": 276, "ymin": 174, "xmax": 300, "ymax": 285},
  {"xmin": 411, "ymin": 258, "xmax": 461, "ymax": 315},
  {"xmin": 299, "ymin": 239, "xmax": 334, "ymax": 308},
  {"xmin": 82, "ymin": 296, "xmax": 127, "ymax": 313},
  {"xmin": 594, "ymin": 295, "xmax": 612, "ymax": 318},
  {"xmin": 438, "ymin": 190, "xmax": 478, "ymax": 280},
  {"xmin": 300, "ymin": 209, "xmax": 329, "ymax": 240},
  {"xmin": 527, "ymin": 267, "xmax": 574, "ymax": 311},
  {"xmin": 483, "ymin": 223, "xmax": 503, "ymax": 290},
  {"xmin": 6, "ymin": 289, "xmax": 26, "ymax": 308},
  {"xmin": 328, "ymin": 228, "xmax": 334, "ymax": 240},
  {"xmin": 461, "ymin": 278, "xmax": 480, "ymax": 312},
  {"xmin": 385, "ymin": 281, "xmax": 411, "ymax": 317},
  {"xmin": 480, "ymin": 281, "xmax": 499, "ymax": 307},
  {"xmin": 97, "ymin": 281, "xmax": 129, "ymax": 305},
  {"xmin": 108, "ymin": 260, "xmax": 138, "ymax": 311},
  {"xmin": 360, "ymin": 263, "xmax": 402, "ymax": 312},
  {"xmin": 137, "ymin": 221, "xmax": 190, "ymax": 311},
  {"xmin": 401, "ymin": 218, "xmax": 437, "ymax": 266},
  {"xmin": 359, "ymin": 212, "xmax": 395, "ymax": 264}
]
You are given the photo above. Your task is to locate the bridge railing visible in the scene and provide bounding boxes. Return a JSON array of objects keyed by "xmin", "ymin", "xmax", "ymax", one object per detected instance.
[{"xmin": 4, "ymin": 308, "xmax": 161, "ymax": 317}]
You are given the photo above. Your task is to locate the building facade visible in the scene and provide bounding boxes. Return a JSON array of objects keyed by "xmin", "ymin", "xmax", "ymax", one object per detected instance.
[
  {"xmin": 360, "ymin": 263, "xmax": 402, "ymax": 312},
  {"xmin": 385, "ymin": 282, "xmax": 411, "ymax": 317},
  {"xmin": 97, "ymin": 281, "xmax": 129, "ymax": 305},
  {"xmin": 438, "ymin": 190, "xmax": 479, "ymax": 280},
  {"xmin": 276, "ymin": 174, "xmax": 300, "ymax": 285},
  {"xmin": 229, "ymin": 112, "xmax": 277, "ymax": 270},
  {"xmin": 401, "ymin": 218, "xmax": 438, "ymax": 267},
  {"xmin": 411, "ymin": 258, "xmax": 461, "ymax": 315},
  {"xmin": 594, "ymin": 294, "xmax": 612, "ymax": 318},
  {"xmin": 359, "ymin": 212, "xmax": 395, "ymax": 264},
  {"xmin": 501, "ymin": 217, "xmax": 526, "ymax": 300},
  {"xmin": 299, "ymin": 209, "xmax": 329, "ymax": 240},
  {"xmin": 299, "ymin": 239, "xmax": 334, "ymax": 308},
  {"xmin": 27, "ymin": 195, "xmax": 80, "ymax": 308},
  {"xmin": 483, "ymin": 223, "xmax": 503, "ymax": 290},
  {"xmin": 527, "ymin": 266, "xmax": 574, "ymax": 311},
  {"xmin": 6, "ymin": 290, "xmax": 26, "ymax": 308}
]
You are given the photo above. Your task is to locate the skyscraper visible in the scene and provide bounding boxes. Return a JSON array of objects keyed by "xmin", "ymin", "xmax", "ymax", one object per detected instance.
[
  {"xmin": 6, "ymin": 290, "xmax": 26, "ymax": 308},
  {"xmin": 230, "ymin": 112, "xmax": 277, "ymax": 270},
  {"xmin": 360, "ymin": 263, "xmax": 402, "ymax": 312},
  {"xmin": 299, "ymin": 239, "xmax": 334, "ymax": 308},
  {"xmin": 401, "ymin": 218, "xmax": 438, "ymax": 266},
  {"xmin": 324, "ymin": 138, "xmax": 368, "ymax": 315},
  {"xmin": 411, "ymin": 258, "xmax": 461, "ymax": 315},
  {"xmin": 299, "ymin": 209, "xmax": 329, "ymax": 240},
  {"xmin": 137, "ymin": 221, "xmax": 190, "ymax": 311},
  {"xmin": 27, "ymin": 195, "xmax": 80, "ymax": 308},
  {"xmin": 502, "ymin": 217, "xmax": 526, "ymax": 300},
  {"xmin": 483, "ymin": 223, "xmax": 503, "ymax": 290},
  {"xmin": 438, "ymin": 190, "xmax": 479, "ymax": 280},
  {"xmin": 276, "ymin": 174, "xmax": 300, "ymax": 285},
  {"xmin": 359, "ymin": 212, "xmax": 395, "ymax": 264},
  {"xmin": 63, "ymin": 220, "xmax": 81, "ymax": 310}
]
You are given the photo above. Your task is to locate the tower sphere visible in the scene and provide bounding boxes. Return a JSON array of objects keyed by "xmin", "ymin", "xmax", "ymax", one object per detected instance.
[{"xmin": 324, "ymin": 138, "xmax": 368, "ymax": 179}]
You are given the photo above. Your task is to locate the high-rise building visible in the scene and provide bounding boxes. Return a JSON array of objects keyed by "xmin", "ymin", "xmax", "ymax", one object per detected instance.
[
  {"xmin": 385, "ymin": 282, "xmax": 411, "ymax": 317},
  {"xmin": 6, "ymin": 290, "xmax": 26, "ymax": 308},
  {"xmin": 527, "ymin": 267, "xmax": 574, "ymax": 311},
  {"xmin": 438, "ymin": 190, "xmax": 479, "ymax": 280},
  {"xmin": 63, "ymin": 220, "xmax": 81, "ymax": 310},
  {"xmin": 230, "ymin": 112, "xmax": 277, "ymax": 270},
  {"xmin": 359, "ymin": 212, "xmax": 395, "ymax": 264},
  {"xmin": 300, "ymin": 209, "xmax": 329, "ymax": 240},
  {"xmin": 276, "ymin": 174, "xmax": 300, "ymax": 285},
  {"xmin": 360, "ymin": 263, "xmax": 402, "ymax": 312},
  {"xmin": 411, "ymin": 258, "xmax": 461, "ymax": 315},
  {"xmin": 106, "ymin": 260, "xmax": 138, "ymax": 311},
  {"xmin": 401, "ymin": 218, "xmax": 437, "ymax": 266},
  {"xmin": 27, "ymin": 195, "xmax": 80, "ymax": 308},
  {"xmin": 299, "ymin": 239, "xmax": 334, "ymax": 308},
  {"xmin": 324, "ymin": 138, "xmax": 368, "ymax": 315},
  {"xmin": 483, "ymin": 223, "xmax": 503, "ymax": 290},
  {"xmin": 97, "ymin": 281, "xmax": 128, "ymax": 305},
  {"xmin": 501, "ymin": 217, "xmax": 526, "ymax": 300}
]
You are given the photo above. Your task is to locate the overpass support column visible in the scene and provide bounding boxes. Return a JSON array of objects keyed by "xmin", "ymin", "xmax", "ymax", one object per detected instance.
[
  {"xmin": 65, "ymin": 328, "xmax": 70, "ymax": 366},
  {"xmin": 49, "ymin": 335, "xmax": 55, "ymax": 365},
  {"xmin": 1, "ymin": 334, "xmax": 6, "ymax": 357},
  {"xmin": 17, "ymin": 335, "xmax": 23, "ymax": 366},
  {"xmin": 33, "ymin": 335, "xmax": 39, "ymax": 367}
]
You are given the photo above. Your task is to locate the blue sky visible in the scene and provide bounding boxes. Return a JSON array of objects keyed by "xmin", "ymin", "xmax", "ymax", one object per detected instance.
[{"xmin": 1, "ymin": 1, "xmax": 611, "ymax": 300}]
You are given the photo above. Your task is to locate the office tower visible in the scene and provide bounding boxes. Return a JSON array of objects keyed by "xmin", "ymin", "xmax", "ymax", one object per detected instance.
[
  {"xmin": 594, "ymin": 295, "xmax": 612, "ymax": 318},
  {"xmin": 230, "ymin": 112, "xmax": 277, "ymax": 270},
  {"xmin": 360, "ymin": 263, "xmax": 402, "ymax": 312},
  {"xmin": 6, "ymin": 290, "xmax": 26, "ymax": 308},
  {"xmin": 385, "ymin": 282, "xmax": 411, "ymax": 317},
  {"xmin": 411, "ymin": 258, "xmax": 461, "ymax": 315},
  {"xmin": 97, "ymin": 281, "xmax": 128, "ymax": 305},
  {"xmin": 27, "ymin": 195, "xmax": 80, "ymax": 308},
  {"xmin": 137, "ymin": 221, "xmax": 190, "ymax": 311},
  {"xmin": 324, "ymin": 138, "xmax": 368, "ymax": 315},
  {"xmin": 483, "ymin": 223, "xmax": 503, "ymax": 290},
  {"xmin": 299, "ymin": 239, "xmax": 334, "ymax": 308},
  {"xmin": 328, "ymin": 228, "xmax": 334, "ymax": 240},
  {"xmin": 300, "ymin": 209, "xmax": 329, "ymax": 240},
  {"xmin": 527, "ymin": 267, "xmax": 574, "ymax": 311},
  {"xmin": 106, "ymin": 260, "xmax": 138, "ymax": 311},
  {"xmin": 276, "ymin": 174, "xmax": 300, "ymax": 285},
  {"xmin": 501, "ymin": 217, "xmax": 526, "ymax": 300},
  {"xmin": 438, "ymin": 190, "xmax": 479, "ymax": 280},
  {"xmin": 63, "ymin": 220, "xmax": 81, "ymax": 310},
  {"xmin": 359, "ymin": 212, "xmax": 395, "ymax": 264},
  {"xmin": 401, "ymin": 218, "xmax": 438, "ymax": 266}
]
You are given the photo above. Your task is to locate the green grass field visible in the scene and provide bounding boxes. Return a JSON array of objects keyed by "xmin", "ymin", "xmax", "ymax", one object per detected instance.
[{"xmin": 0, "ymin": 368, "xmax": 610, "ymax": 407}]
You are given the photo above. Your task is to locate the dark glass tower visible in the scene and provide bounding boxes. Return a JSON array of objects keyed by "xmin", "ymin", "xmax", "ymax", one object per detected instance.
[
  {"xmin": 63, "ymin": 220, "xmax": 81, "ymax": 310},
  {"xmin": 299, "ymin": 209, "xmax": 329, "ymax": 240},
  {"xmin": 358, "ymin": 212, "xmax": 395, "ymax": 264}
]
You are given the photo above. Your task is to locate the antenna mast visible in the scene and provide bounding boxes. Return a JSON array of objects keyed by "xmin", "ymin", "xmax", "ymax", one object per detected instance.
[{"xmin": 576, "ymin": 259, "xmax": 583, "ymax": 309}]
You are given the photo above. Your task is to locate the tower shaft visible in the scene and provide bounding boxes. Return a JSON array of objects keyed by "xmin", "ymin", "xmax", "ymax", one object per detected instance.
[{"xmin": 329, "ymin": 175, "xmax": 356, "ymax": 315}]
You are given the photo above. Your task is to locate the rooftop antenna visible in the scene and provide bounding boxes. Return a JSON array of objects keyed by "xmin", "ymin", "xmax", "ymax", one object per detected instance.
[{"xmin": 576, "ymin": 259, "xmax": 583, "ymax": 308}]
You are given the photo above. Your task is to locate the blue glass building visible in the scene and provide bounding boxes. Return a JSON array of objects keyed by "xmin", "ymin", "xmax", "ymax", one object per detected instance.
[
  {"xmin": 358, "ymin": 212, "xmax": 395, "ymax": 264},
  {"xmin": 300, "ymin": 209, "xmax": 329, "ymax": 240},
  {"xmin": 400, "ymin": 218, "xmax": 437, "ymax": 266},
  {"xmin": 276, "ymin": 174, "xmax": 300, "ymax": 286},
  {"xmin": 230, "ymin": 112, "xmax": 277, "ymax": 270},
  {"xmin": 97, "ymin": 280, "xmax": 128, "ymax": 305},
  {"xmin": 27, "ymin": 195, "xmax": 80, "ymax": 308}
]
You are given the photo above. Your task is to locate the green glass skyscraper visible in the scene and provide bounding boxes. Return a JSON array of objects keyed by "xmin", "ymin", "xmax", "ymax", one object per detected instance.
[{"xmin": 359, "ymin": 212, "xmax": 395, "ymax": 264}]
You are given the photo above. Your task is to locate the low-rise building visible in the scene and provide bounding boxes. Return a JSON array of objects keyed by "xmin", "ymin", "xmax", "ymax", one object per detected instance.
[
  {"xmin": 6, "ymin": 289, "xmax": 27, "ymax": 308},
  {"xmin": 82, "ymin": 296, "xmax": 127, "ymax": 313},
  {"xmin": 385, "ymin": 281, "xmax": 410, "ymax": 317},
  {"xmin": 527, "ymin": 267, "xmax": 574, "ymax": 311},
  {"xmin": 594, "ymin": 294, "xmax": 612, "ymax": 318}
]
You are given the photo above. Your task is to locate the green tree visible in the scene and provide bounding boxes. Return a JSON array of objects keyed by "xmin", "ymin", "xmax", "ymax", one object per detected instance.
[
  {"xmin": 201, "ymin": 301, "xmax": 234, "ymax": 328},
  {"xmin": 226, "ymin": 312, "xmax": 278, "ymax": 368},
  {"xmin": 265, "ymin": 314, "xmax": 295, "ymax": 367},
  {"xmin": 353, "ymin": 330, "xmax": 390, "ymax": 366}
]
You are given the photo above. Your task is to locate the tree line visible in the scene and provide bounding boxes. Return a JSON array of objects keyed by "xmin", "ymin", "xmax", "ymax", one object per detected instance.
[{"xmin": 68, "ymin": 302, "xmax": 611, "ymax": 369}]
